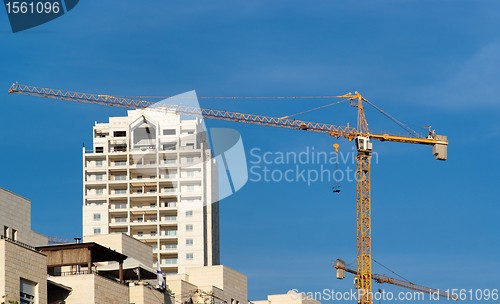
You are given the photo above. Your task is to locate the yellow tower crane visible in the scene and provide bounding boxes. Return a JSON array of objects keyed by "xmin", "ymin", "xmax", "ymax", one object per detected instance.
[{"xmin": 8, "ymin": 83, "xmax": 448, "ymax": 304}]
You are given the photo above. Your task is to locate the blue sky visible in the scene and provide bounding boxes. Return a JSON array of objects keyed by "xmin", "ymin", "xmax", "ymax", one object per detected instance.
[{"xmin": 1, "ymin": 1, "xmax": 499, "ymax": 302}]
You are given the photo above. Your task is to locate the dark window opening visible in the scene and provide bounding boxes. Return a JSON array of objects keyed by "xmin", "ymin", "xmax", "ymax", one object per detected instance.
[
  {"xmin": 114, "ymin": 131, "xmax": 127, "ymax": 137},
  {"xmin": 113, "ymin": 145, "xmax": 127, "ymax": 152},
  {"xmin": 163, "ymin": 129, "xmax": 176, "ymax": 135}
]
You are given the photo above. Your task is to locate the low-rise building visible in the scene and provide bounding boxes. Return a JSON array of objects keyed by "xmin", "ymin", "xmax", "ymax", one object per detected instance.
[
  {"xmin": 0, "ymin": 237, "xmax": 48, "ymax": 304},
  {"xmin": 0, "ymin": 187, "xmax": 48, "ymax": 304},
  {"xmin": 0, "ymin": 187, "xmax": 48, "ymax": 246},
  {"xmin": 166, "ymin": 265, "xmax": 247, "ymax": 304},
  {"xmin": 251, "ymin": 290, "xmax": 321, "ymax": 304}
]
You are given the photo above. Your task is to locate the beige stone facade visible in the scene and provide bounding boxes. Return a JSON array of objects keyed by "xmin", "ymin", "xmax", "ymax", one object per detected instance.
[
  {"xmin": 166, "ymin": 265, "xmax": 247, "ymax": 304},
  {"xmin": 0, "ymin": 239, "xmax": 47, "ymax": 304},
  {"xmin": 84, "ymin": 233, "xmax": 153, "ymax": 266},
  {"xmin": 0, "ymin": 187, "xmax": 48, "ymax": 247},
  {"xmin": 50, "ymin": 273, "xmax": 129, "ymax": 304},
  {"xmin": 129, "ymin": 283, "xmax": 167, "ymax": 304}
]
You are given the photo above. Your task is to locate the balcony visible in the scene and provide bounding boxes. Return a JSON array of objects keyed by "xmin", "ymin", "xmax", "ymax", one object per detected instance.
[
  {"xmin": 109, "ymin": 221, "xmax": 128, "ymax": 228},
  {"xmin": 160, "ymin": 258, "xmax": 178, "ymax": 266},
  {"xmin": 159, "ymin": 230, "xmax": 177, "ymax": 237},
  {"xmin": 132, "ymin": 234, "xmax": 159, "ymax": 240},
  {"xmin": 160, "ymin": 216, "xmax": 177, "ymax": 222},
  {"xmin": 130, "ymin": 145, "xmax": 156, "ymax": 153},
  {"xmin": 109, "ymin": 203, "xmax": 127, "ymax": 210},
  {"xmin": 160, "ymin": 160, "xmax": 177, "ymax": 166},
  {"xmin": 159, "ymin": 245, "xmax": 177, "ymax": 253},
  {"xmin": 85, "ymin": 179, "xmax": 107, "ymax": 185},
  {"xmin": 160, "ymin": 202, "xmax": 177, "ymax": 209},
  {"xmin": 161, "ymin": 188, "xmax": 177, "ymax": 194}
]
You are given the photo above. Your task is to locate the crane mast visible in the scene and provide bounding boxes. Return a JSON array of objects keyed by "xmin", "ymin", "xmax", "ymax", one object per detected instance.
[
  {"xmin": 8, "ymin": 83, "xmax": 449, "ymax": 304},
  {"xmin": 341, "ymin": 92, "xmax": 374, "ymax": 304}
]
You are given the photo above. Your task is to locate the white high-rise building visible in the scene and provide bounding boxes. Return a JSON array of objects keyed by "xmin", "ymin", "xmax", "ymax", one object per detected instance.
[{"xmin": 82, "ymin": 108, "xmax": 220, "ymax": 275}]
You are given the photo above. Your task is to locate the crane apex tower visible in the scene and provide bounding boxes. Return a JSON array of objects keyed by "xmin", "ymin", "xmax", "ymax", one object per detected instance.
[{"xmin": 82, "ymin": 108, "xmax": 220, "ymax": 275}]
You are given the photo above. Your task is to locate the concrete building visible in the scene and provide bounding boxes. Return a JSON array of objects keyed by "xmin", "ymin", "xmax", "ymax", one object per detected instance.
[
  {"xmin": 0, "ymin": 187, "xmax": 48, "ymax": 304},
  {"xmin": 0, "ymin": 239, "xmax": 48, "ymax": 304},
  {"xmin": 84, "ymin": 233, "xmax": 152, "ymax": 267},
  {"xmin": 0, "ymin": 187, "xmax": 48, "ymax": 247},
  {"xmin": 166, "ymin": 265, "xmax": 247, "ymax": 304},
  {"xmin": 1, "ymin": 187, "xmax": 168, "ymax": 304},
  {"xmin": 251, "ymin": 290, "xmax": 321, "ymax": 304},
  {"xmin": 82, "ymin": 108, "xmax": 219, "ymax": 275},
  {"xmin": 37, "ymin": 235, "xmax": 168, "ymax": 304}
]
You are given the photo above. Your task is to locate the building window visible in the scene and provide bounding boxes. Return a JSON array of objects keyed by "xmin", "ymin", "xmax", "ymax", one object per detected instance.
[
  {"xmin": 186, "ymin": 157, "xmax": 194, "ymax": 164},
  {"xmin": 93, "ymin": 228, "xmax": 101, "ymax": 235},
  {"xmin": 186, "ymin": 224, "xmax": 193, "ymax": 232},
  {"xmin": 95, "ymin": 160, "xmax": 103, "ymax": 167},
  {"xmin": 185, "ymin": 210, "xmax": 193, "ymax": 217},
  {"xmin": 95, "ymin": 146, "xmax": 104, "ymax": 153},
  {"xmin": 163, "ymin": 258, "xmax": 177, "ymax": 265},
  {"xmin": 114, "ymin": 130, "xmax": 126, "ymax": 137},
  {"xmin": 115, "ymin": 217, "xmax": 127, "ymax": 223},
  {"xmin": 164, "ymin": 230, "xmax": 177, "ymax": 236},
  {"xmin": 115, "ymin": 160, "xmax": 126, "ymax": 166},
  {"xmin": 163, "ymin": 129, "xmax": 176, "ymax": 136},
  {"xmin": 115, "ymin": 174, "xmax": 127, "ymax": 181},
  {"xmin": 96, "ymin": 189, "xmax": 104, "ymax": 195},
  {"xmin": 163, "ymin": 187, "xmax": 176, "ymax": 193},
  {"xmin": 3, "ymin": 226, "xmax": 9, "ymax": 239},
  {"xmin": 186, "ymin": 253, "xmax": 194, "ymax": 260},
  {"xmin": 115, "ymin": 203, "xmax": 126, "ymax": 209},
  {"xmin": 95, "ymin": 174, "xmax": 103, "ymax": 181},
  {"xmin": 93, "ymin": 213, "xmax": 101, "ymax": 221},
  {"xmin": 186, "ymin": 239, "xmax": 193, "ymax": 246},
  {"xmin": 162, "ymin": 143, "xmax": 176, "ymax": 151},
  {"xmin": 115, "ymin": 189, "xmax": 127, "ymax": 194},
  {"xmin": 187, "ymin": 185, "xmax": 195, "ymax": 192},
  {"xmin": 20, "ymin": 278, "xmax": 36, "ymax": 304},
  {"xmin": 137, "ymin": 231, "xmax": 143, "ymax": 237},
  {"xmin": 113, "ymin": 145, "xmax": 127, "ymax": 152},
  {"xmin": 150, "ymin": 231, "xmax": 157, "ymax": 236},
  {"xmin": 186, "ymin": 171, "xmax": 194, "ymax": 177},
  {"xmin": 163, "ymin": 201, "xmax": 177, "ymax": 208}
]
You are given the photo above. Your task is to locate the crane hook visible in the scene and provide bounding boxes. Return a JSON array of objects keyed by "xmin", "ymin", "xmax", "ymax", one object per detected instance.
[{"xmin": 333, "ymin": 143, "xmax": 339, "ymax": 154}]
